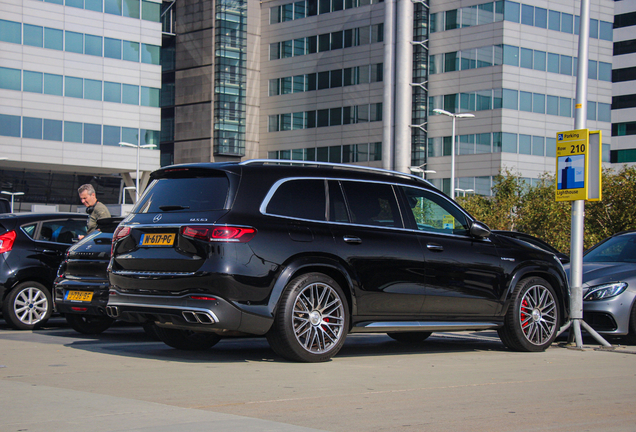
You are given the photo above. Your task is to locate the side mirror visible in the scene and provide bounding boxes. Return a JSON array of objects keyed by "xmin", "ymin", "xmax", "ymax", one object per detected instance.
[
  {"xmin": 470, "ymin": 221, "xmax": 491, "ymax": 239},
  {"xmin": 556, "ymin": 253, "xmax": 570, "ymax": 264}
]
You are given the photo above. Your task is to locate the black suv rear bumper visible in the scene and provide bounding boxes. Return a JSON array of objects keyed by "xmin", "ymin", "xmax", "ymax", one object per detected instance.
[{"xmin": 106, "ymin": 290, "xmax": 273, "ymax": 335}]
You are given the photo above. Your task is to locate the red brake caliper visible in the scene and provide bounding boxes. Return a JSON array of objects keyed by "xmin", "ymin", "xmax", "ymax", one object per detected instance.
[
  {"xmin": 521, "ymin": 299, "xmax": 529, "ymax": 328},
  {"xmin": 322, "ymin": 317, "xmax": 329, "ymax": 331}
]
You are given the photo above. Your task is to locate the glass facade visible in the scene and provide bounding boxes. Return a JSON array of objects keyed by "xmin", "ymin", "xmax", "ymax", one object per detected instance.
[
  {"xmin": 1, "ymin": 67, "xmax": 160, "ymax": 107},
  {"xmin": 0, "ymin": 169, "xmax": 122, "ymax": 209},
  {"xmin": 431, "ymin": 44, "xmax": 611, "ymax": 81},
  {"xmin": 269, "ymin": 24, "xmax": 384, "ymax": 60},
  {"xmin": 268, "ymin": 63, "xmax": 383, "ymax": 96},
  {"xmin": 270, "ymin": 0, "xmax": 384, "ymax": 24},
  {"xmin": 268, "ymin": 103, "xmax": 382, "ymax": 131},
  {"xmin": 0, "ymin": 19, "xmax": 159, "ymax": 65},
  {"xmin": 0, "ymin": 1, "xmax": 163, "ymax": 211},
  {"xmin": 0, "ymin": 114, "xmax": 159, "ymax": 147},
  {"xmin": 267, "ymin": 142, "xmax": 382, "ymax": 163},
  {"xmin": 32, "ymin": 0, "xmax": 161, "ymax": 22},
  {"xmin": 214, "ymin": 0, "xmax": 247, "ymax": 156},
  {"xmin": 411, "ymin": 1, "xmax": 429, "ymax": 168},
  {"xmin": 429, "ymin": 89, "xmax": 611, "ymax": 122},
  {"xmin": 430, "ymin": 1, "xmax": 612, "ymax": 42}
]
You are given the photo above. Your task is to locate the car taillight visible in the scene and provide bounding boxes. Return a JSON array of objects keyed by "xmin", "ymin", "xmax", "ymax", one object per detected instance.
[
  {"xmin": 0, "ymin": 230, "xmax": 17, "ymax": 254},
  {"xmin": 181, "ymin": 225, "xmax": 256, "ymax": 243},
  {"xmin": 111, "ymin": 225, "xmax": 131, "ymax": 255}
]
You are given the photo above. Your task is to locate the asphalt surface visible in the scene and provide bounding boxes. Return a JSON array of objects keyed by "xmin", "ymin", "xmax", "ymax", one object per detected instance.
[{"xmin": 1, "ymin": 317, "xmax": 635, "ymax": 432}]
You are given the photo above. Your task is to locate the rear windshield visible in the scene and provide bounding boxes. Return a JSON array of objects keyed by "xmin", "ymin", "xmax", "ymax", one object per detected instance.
[{"xmin": 134, "ymin": 177, "xmax": 229, "ymax": 213}]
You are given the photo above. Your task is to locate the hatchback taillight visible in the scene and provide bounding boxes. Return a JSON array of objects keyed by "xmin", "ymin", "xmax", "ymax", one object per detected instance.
[
  {"xmin": 0, "ymin": 230, "xmax": 16, "ymax": 254},
  {"xmin": 181, "ymin": 225, "xmax": 256, "ymax": 243},
  {"xmin": 111, "ymin": 225, "xmax": 131, "ymax": 255}
]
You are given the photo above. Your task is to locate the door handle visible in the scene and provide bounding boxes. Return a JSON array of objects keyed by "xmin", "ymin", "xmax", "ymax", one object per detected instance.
[
  {"xmin": 426, "ymin": 243, "xmax": 444, "ymax": 251},
  {"xmin": 343, "ymin": 236, "xmax": 362, "ymax": 244},
  {"xmin": 42, "ymin": 249, "xmax": 61, "ymax": 255}
]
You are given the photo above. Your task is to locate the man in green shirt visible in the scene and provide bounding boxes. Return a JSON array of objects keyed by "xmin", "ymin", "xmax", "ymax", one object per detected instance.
[{"xmin": 78, "ymin": 184, "xmax": 111, "ymax": 236}]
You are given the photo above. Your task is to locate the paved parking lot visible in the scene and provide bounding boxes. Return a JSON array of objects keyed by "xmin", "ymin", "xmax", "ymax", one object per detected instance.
[{"xmin": 1, "ymin": 318, "xmax": 635, "ymax": 432}]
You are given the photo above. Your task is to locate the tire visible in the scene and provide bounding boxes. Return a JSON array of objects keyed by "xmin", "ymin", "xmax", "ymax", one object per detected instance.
[
  {"xmin": 498, "ymin": 277, "xmax": 560, "ymax": 352},
  {"xmin": 65, "ymin": 314, "xmax": 114, "ymax": 335},
  {"xmin": 142, "ymin": 322, "xmax": 161, "ymax": 341},
  {"xmin": 154, "ymin": 326, "xmax": 221, "ymax": 351},
  {"xmin": 387, "ymin": 332, "xmax": 432, "ymax": 343},
  {"xmin": 2, "ymin": 282, "xmax": 52, "ymax": 330},
  {"xmin": 266, "ymin": 272, "xmax": 349, "ymax": 362}
]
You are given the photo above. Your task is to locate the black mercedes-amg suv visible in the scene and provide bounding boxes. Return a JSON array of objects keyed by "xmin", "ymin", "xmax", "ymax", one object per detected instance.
[{"xmin": 107, "ymin": 160, "xmax": 569, "ymax": 362}]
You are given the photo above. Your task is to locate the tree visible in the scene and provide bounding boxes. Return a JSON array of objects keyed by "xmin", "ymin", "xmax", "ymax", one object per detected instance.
[
  {"xmin": 459, "ymin": 168, "xmax": 525, "ymax": 231},
  {"xmin": 457, "ymin": 165, "xmax": 636, "ymax": 254},
  {"xmin": 585, "ymin": 166, "xmax": 636, "ymax": 246}
]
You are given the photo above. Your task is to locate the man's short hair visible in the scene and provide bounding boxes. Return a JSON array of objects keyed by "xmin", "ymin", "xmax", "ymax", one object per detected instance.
[{"xmin": 78, "ymin": 184, "xmax": 96, "ymax": 196}]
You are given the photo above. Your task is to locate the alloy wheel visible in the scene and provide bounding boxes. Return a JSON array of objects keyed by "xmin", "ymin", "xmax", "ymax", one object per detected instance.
[
  {"xmin": 292, "ymin": 282, "xmax": 346, "ymax": 354},
  {"xmin": 519, "ymin": 283, "xmax": 558, "ymax": 346},
  {"xmin": 14, "ymin": 287, "xmax": 50, "ymax": 326}
]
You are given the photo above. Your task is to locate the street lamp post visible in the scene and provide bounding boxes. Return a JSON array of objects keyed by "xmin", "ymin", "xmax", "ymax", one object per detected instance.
[
  {"xmin": 119, "ymin": 142, "xmax": 157, "ymax": 202},
  {"xmin": 1, "ymin": 191, "xmax": 25, "ymax": 213},
  {"xmin": 433, "ymin": 109, "xmax": 475, "ymax": 200}
]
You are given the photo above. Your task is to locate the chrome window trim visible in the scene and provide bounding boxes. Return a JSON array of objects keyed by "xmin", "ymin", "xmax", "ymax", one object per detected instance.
[
  {"xmin": 261, "ymin": 176, "xmax": 407, "ymax": 228},
  {"xmin": 259, "ymin": 177, "xmax": 486, "ymax": 241}
]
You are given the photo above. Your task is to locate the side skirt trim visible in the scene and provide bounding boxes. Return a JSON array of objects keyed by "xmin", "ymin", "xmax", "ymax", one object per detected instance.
[{"xmin": 351, "ymin": 321, "xmax": 501, "ymax": 333}]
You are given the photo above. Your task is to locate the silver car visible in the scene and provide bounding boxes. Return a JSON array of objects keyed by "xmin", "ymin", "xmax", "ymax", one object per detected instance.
[{"xmin": 566, "ymin": 231, "xmax": 636, "ymax": 343}]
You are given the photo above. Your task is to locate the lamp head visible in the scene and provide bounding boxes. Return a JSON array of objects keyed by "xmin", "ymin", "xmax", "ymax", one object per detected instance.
[{"xmin": 433, "ymin": 108, "xmax": 452, "ymax": 116}]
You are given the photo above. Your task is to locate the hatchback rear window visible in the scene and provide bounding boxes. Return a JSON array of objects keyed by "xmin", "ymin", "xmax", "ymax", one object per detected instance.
[{"xmin": 135, "ymin": 177, "xmax": 229, "ymax": 213}]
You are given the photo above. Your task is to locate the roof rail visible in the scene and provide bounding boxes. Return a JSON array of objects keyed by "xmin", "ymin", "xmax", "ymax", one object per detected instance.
[{"xmin": 240, "ymin": 159, "xmax": 433, "ymax": 185}]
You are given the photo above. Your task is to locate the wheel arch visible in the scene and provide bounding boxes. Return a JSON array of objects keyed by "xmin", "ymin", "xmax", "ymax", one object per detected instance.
[
  {"xmin": 266, "ymin": 255, "xmax": 357, "ymax": 325},
  {"xmin": 504, "ymin": 263, "xmax": 570, "ymax": 324},
  {"xmin": 2, "ymin": 268, "xmax": 54, "ymax": 303}
]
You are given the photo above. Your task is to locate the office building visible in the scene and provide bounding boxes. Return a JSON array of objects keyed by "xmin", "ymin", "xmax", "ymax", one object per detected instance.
[
  {"xmin": 0, "ymin": 0, "xmax": 162, "ymax": 211},
  {"xmin": 172, "ymin": 0, "xmax": 610, "ymax": 196},
  {"xmin": 1, "ymin": 0, "xmax": 618, "ymax": 208},
  {"xmin": 612, "ymin": 0, "xmax": 636, "ymax": 165}
]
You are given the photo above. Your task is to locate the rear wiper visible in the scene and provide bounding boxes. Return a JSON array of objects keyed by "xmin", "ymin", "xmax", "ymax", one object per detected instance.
[{"xmin": 159, "ymin": 205, "xmax": 190, "ymax": 211}]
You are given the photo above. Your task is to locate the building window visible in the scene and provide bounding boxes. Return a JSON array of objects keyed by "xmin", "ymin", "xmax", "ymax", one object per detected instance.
[{"xmin": 0, "ymin": 19, "xmax": 21, "ymax": 44}]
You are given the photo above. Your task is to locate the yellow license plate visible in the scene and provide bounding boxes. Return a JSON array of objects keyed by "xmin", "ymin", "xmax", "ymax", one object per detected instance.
[
  {"xmin": 66, "ymin": 291, "xmax": 93, "ymax": 302},
  {"xmin": 141, "ymin": 233, "xmax": 175, "ymax": 246}
]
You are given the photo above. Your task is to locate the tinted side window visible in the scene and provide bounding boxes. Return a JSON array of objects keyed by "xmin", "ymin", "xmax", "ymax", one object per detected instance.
[
  {"xmin": 38, "ymin": 219, "xmax": 87, "ymax": 243},
  {"xmin": 267, "ymin": 179, "xmax": 326, "ymax": 221},
  {"xmin": 340, "ymin": 181, "xmax": 402, "ymax": 228},
  {"xmin": 401, "ymin": 187, "xmax": 469, "ymax": 235},
  {"xmin": 136, "ymin": 176, "xmax": 229, "ymax": 213},
  {"xmin": 22, "ymin": 223, "xmax": 37, "ymax": 239}
]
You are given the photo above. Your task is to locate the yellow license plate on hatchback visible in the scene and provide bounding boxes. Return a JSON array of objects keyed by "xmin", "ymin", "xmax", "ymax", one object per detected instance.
[
  {"xmin": 141, "ymin": 233, "xmax": 175, "ymax": 246},
  {"xmin": 66, "ymin": 291, "xmax": 93, "ymax": 302}
]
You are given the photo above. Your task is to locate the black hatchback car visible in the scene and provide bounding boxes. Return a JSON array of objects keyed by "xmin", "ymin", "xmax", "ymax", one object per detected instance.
[
  {"xmin": 0, "ymin": 213, "xmax": 88, "ymax": 329},
  {"xmin": 107, "ymin": 161, "xmax": 569, "ymax": 362}
]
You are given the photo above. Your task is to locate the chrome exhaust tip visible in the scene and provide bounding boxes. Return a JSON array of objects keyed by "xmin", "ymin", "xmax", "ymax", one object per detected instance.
[
  {"xmin": 106, "ymin": 306, "xmax": 120, "ymax": 318},
  {"xmin": 182, "ymin": 311, "xmax": 215, "ymax": 324},
  {"xmin": 195, "ymin": 312, "xmax": 214, "ymax": 324},
  {"xmin": 182, "ymin": 311, "xmax": 198, "ymax": 323}
]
